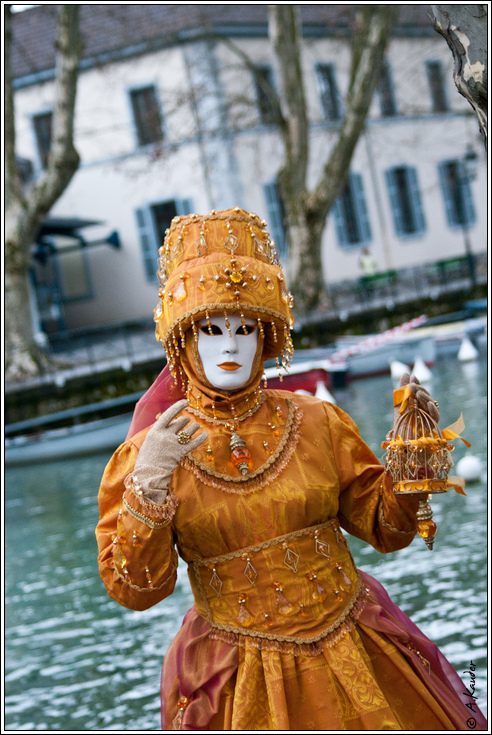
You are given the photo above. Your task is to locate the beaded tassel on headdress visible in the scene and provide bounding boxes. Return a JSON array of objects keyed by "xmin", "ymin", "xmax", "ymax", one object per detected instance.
[{"xmin": 153, "ymin": 208, "xmax": 295, "ymax": 396}]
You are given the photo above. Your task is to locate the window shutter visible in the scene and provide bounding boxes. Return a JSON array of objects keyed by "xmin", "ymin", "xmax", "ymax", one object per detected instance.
[
  {"xmin": 438, "ymin": 162, "xmax": 455, "ymax": 226},
  {"xmin": 176, "ymin": 198, "xmax": 193, "ymax": 217},
  {"xmin": 255, "ymin": 66, "xmax": 276, "ymax": 125},
  {"xmin": 332, "ymin": 198, "xmax": 348, "ymax": 246},
  {"xmin": 135, "ymin": 207, "xmax": 158, "ymax": 281},
  {"xmin": 264, "ymin": 182, "xmax": 287, "ymax": 259},
  {"xmin": 33, "ymin": 111, "xmax": 53, "ymax": 168},
  {"xmin": 385, "ymin": 169, "xmax": 404, "ymax": 236},
  {"xmin": 378, "ymin": 61, "xmax": 398, "ymax": 117},
  {"xmin": 352, "ymin": 173, "xmax": 372, "ymax": 243},
  {"xmin": 316, "ymin": 64, "xmax": 342, "ymax": 121},
  {"xmin": 459, "ymin": 162, "xmax": 476, "ymax": 226},
  {"xmin": 407, "ymin": 167, "xmax": 426, "ymax": 234}
]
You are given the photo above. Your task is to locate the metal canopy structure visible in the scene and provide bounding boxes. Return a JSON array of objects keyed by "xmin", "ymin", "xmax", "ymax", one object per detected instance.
[{"xmin": 33, "ymin": 218, "xmax": 120, "ymax": 262}]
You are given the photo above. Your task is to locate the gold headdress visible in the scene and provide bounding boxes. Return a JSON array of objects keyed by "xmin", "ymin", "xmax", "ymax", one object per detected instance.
[{"xmin": 153, "ymin": 207, "xmax": 295, "ymax": 384}]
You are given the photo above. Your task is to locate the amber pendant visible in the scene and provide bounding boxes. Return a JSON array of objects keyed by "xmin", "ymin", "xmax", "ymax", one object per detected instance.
[
  {"xmin": 172, "ymin": 696, "xmax": 189, "ymax": 730},
  {"xmin": 237, "ymin": 594, "xmax": 255, "ymax": 627},
  {"xmin": 274, "ymin": 583, "xmax": 296, "ymax": 615},
  {"xmin": 335, "ymin": 562, "xmax": 352, "ymax": 590},
  {"xmin": 230, "ymin": 432, "xmax": 252, "ymax": 476},
  {"xmin": 416, "ymin": 499, "xmax": 437, "ymax": 550},
  {"xmin": 306, "ymin": 572, "xmax": 327, "ymax": 602}
]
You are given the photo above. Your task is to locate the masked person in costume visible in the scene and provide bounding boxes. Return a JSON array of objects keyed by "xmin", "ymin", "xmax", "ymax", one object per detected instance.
[{"xmin": 96, "ymin": 208, "xmax": 486, "ymax": 731}]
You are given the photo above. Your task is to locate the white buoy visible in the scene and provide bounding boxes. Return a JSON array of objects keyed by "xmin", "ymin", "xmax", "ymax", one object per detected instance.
[
  {"xmin": 315, "ymin": 381, "xmax": 336, "ymax": 404},
  {"xmin": 390, "ymin": 360, "xmax": 411, "ymax": 382},
  {"xmin": 458, "ymin": 337, "xmax": 479, "ymax": 362},
  {"xmin": 456, "ymin": 454, "xmax": 482, "ymax": 482},
  {"xmin": 460, "ymin": 360, "xmax": 480, "ymax": 382},
  {"xmin": 411, "ymin": 356, "xmax": 432, "ymax": 383}
]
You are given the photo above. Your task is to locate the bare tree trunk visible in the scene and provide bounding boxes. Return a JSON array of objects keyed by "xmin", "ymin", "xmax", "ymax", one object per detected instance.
[
  {"xmin": 5, "ymin": 4, "xmax": 82, "ymax": 382},
  {"xmin": 431, "ymin": 5, "xmax": 487, "ymax": 148},
  {"xmin": 268, "ymin": 5, "xmax": 398, "ymax": 314}
]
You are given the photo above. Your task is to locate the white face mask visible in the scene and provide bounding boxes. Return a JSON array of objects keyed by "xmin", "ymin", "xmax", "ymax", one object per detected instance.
[{"xmin": 197, "ymin": 315, "xmax": 259, "ymax": 391}]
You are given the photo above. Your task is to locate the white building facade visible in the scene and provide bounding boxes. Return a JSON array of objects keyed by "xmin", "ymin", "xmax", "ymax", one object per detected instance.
[{"xmin": 11, "ymin": 5, "xmax": 486, "ymax": 334}]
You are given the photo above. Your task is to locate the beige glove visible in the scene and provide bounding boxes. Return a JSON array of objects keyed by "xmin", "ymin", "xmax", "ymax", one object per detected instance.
[
  {"xmin": 132, "ymin": 399, "xmax": 207, "ymax": 504},
  {"xmin": 393, "ymin": 372, "xmax": 440, "ymax": 433}
]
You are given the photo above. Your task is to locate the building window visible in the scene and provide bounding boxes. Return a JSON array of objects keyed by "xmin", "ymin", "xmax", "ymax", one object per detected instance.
[
  {"xmin": 316, "ymin": 64, "xmax": 342, "ymax": 121},
  {"xmin": 53, "ymin": 236, "xmax": 93, "ymax": 301},
  {"xmin": 378, "ymin": 61, "xmax": 398, "ymax": 117},
  {"xmin": 30, "ymin": 235, "xmax": 93, "ymax": 333},
  {"xmin": 264, "ymin": 181, "xmax": 288, "ymax": 260},
  {"xmin": 254, "ymin": 66, "xmax": 277, "ymax": 125},
  {"xmin": 385, "ymin": 166, "xmax": 426, "ymax": 238},
  {"xmin": 438, "ymin": 160, "xmax": 476, "ymax": 228},
  {"xmin": 333, "ymin": 173, "xmax": 372, "ymax": 248},
  {"xmin": 130, "ymin": 85, "xmax": 164, "ymax": 146},
  {"xmin": 32, "ymin": 111, "xmax": 53, "ymax": 168},
  {"xmin": 426, "ymin": 61, "xmax": 449, "ymax": 112},
  {"xmin": 135, "ymin": 198, "xmax": 192, "ymax": 280}
]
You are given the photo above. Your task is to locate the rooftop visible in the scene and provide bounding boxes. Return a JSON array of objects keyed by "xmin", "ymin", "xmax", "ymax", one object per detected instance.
[{"xmin": 10, "ymin": 4, "xmax": 435, "ymax": 86}]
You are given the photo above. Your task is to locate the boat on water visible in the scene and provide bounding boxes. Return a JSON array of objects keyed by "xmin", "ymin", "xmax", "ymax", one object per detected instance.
[
  {"xmin": 330, "ymin": 313, "xmax": 486, "ymax": 377},
  {"xmin": 5, "ymin": 413, "xmax": 132, "ymax": 467},
  {"xmin": 265, "ymin": 357, "xmax": 347, "ymax": 392},
  {"xmin": 409, "ymin": 316, "xmax": 486, "ymax": 357},
  {"xmin": 332, "ymin": 333, "xmax": 436, "ymax": 379}
]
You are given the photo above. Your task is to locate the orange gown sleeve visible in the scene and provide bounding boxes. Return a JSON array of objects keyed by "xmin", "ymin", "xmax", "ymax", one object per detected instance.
[
  {"xmin": 96, "ymin": 433, "xmax": 179, "ymax": 611},
  {"xmin": 326, "ymin": 403, "xmax": 419, "ymax": 553}
]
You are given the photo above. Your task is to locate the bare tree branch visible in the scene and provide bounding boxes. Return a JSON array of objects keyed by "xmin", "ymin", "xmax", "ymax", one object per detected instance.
[
  {"xmin": 309, "ymin": 6, "xmax": 398, "ymax": 220},
  {"xmin": 431, "ymin": 4, "xmax": 487, "ymax": 148},
  {"xmin": 267, "ymin": 5, "xmax": 398, "ymax": 313},
  {"xmin": 268, "ymin": 5, "xmax": 309, "ymax": 207},
  {"xmin": 24, "ymin": 5, "xmax": 82, "ymax": 239},
  {"xmin": 4, "ymin": 5, "xmax": 24, "ymax": 213},
  {"xmin": 5, "ymin": 5, "xmax": 82, "ymax": 381},
  {"xmin": 214, "ymin": 31, "xmax": 286, "ymax": 130}
]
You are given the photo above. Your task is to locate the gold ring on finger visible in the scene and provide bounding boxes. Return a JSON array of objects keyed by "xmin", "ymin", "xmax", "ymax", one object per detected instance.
[{"xmin": 178, "ymin": 431, "xmax": 191, "ymax": 445}]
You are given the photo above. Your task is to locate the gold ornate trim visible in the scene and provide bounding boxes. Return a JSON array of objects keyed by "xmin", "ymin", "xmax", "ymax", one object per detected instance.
[
  {"xmin": 122, "ymin": 497, "xmax": 173, "ymax": 529},
  {"xmin": 186, "ymin": 389, "xmax": 266, "ymax": 425},
  {"xmin": 207, "ymin": 589, "xmax": 368, "ymax": 656},
  {"xmin": 203, "ymin": 577, "xmax": 367, "ymax": 653},
  {"xmin": 377, "ymin": 494, "xmax": 416, "ymax": 536},
  {"xmin": 113, "ymin": 545, "xmax": 177, "ymax": 592},
  {"xmin": 124, "ymin": 476, "xmax": 178, "ymax": 522},
  {"xmin": 173, "ymin": 212, "xmax": 270, "ymax": 227},
  {"xmin": 181, "ymin": 400, "xmax": 302, "ymax": 494},
  {"xmin": 192, "ymin": 519, "xmax": 340, "ymax": 568},
  {"xmin": 190, "ymin": 520, "xmax": 367, "ymax": 655}
]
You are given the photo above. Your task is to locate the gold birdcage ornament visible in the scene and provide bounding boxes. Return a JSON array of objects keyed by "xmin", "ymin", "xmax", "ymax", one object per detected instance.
[{"xmin": 382, "ymin": 398, "xmax": 466, "ymax": 551}]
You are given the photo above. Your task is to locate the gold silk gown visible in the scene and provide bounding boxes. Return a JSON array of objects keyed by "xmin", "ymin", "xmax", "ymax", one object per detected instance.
[{"xmin": 96, "ymin": 390, "xmax": 486, "ymax": 731}]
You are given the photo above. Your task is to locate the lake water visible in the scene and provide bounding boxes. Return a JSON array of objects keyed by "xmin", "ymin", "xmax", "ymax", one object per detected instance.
[{"xmin": 4, "ymin": 350, "xmax": 488, "ymax": 730}]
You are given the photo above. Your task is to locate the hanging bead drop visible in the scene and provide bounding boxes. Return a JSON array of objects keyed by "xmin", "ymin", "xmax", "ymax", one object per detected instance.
[
  {"xmin": 237, "ymin": 594, "xmax": 255, "ymax": 627},
  {"xmin": 230, "ymin": 432, "xmax": 252, "ymax": 476}
]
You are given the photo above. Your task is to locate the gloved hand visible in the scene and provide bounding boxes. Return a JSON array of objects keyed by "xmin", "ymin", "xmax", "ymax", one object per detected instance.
[
  {"xmin": 393, "ymin": 372, "xmax": 440, "ymax": 434},
  {"xmin": 132, "ymin": 399, "xmax": 208, "ymax": 504}
]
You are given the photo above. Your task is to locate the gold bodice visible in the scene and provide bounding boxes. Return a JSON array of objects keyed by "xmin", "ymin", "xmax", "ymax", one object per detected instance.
[{"xmin": 188, "ymin": 519, "xmax": 366, "ymax": 654}]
